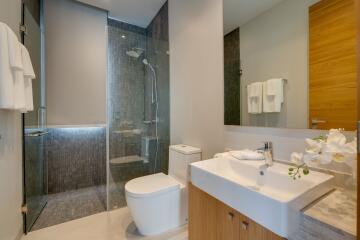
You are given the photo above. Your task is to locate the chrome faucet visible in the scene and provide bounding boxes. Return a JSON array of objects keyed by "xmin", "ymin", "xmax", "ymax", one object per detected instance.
[{"xmin": 258, "ymin": 141, "xmax": 273, "ymax": 168}]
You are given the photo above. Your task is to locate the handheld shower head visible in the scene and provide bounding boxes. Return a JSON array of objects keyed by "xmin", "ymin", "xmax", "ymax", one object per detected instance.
[{"xmin": 142, "ymin": 59, "xmax": 149, "ymax": 65}]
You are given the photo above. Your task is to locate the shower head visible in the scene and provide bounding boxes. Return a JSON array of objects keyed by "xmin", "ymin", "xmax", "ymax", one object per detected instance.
[{"xmin": 142, "ymin": 59, "xmax": 149, "ymax": 65}]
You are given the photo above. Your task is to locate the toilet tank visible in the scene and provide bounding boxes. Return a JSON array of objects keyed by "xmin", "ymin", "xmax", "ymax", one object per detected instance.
[{"xmin": 169, "ymin": 145, "xmax": 201, "ymax": 185}]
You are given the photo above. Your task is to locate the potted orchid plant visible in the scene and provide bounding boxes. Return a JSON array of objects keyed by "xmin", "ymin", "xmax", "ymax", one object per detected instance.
[{"xmin": 289, "ymin": 129, "xmax": 357, "ymax": 180}]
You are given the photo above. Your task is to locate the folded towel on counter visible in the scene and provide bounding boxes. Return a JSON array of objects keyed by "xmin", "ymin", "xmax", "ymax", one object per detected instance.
[
  {"xmin": 214, "ymin": 152, "xmax": 229, "ymax": 158},
  {"xmin": 263, "ymin": 78, "xmax": 284, "ymax": 113},
  {"xmin": 229, "ymin": 149, "xmax": 265, "ymax": 160},
  {"xmin": 21, "ymin": 44, "xmax": 35, "ymax": 112},
  {"xmin": 247, "ymin": 82, "xmax": 263, "ymax": 114},
  {"xmin": 0, "ymin": 22, "xmax": 15, "ymax": 109}
]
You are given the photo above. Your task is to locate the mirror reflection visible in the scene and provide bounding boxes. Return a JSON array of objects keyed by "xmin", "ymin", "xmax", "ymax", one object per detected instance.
[{"xmin": 223, "ymin": 0, "xmax": 358, "ymax": 130}]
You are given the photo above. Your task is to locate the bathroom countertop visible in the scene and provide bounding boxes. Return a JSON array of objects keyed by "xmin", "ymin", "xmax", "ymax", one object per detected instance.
[{"xmin": 303, "ymin": 188, "xmax": 357, "ymax": 237}]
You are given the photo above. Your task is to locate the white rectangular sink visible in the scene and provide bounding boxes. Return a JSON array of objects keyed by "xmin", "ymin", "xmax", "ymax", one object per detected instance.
[{"xmin": 190, "ymin": 155, "xmax": 334, "ymax": 238}]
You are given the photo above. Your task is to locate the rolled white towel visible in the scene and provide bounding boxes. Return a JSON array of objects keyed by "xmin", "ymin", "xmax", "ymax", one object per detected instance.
[{"xmin": 229, "ymin": 149, "xmax": 265, "ymax": 160}]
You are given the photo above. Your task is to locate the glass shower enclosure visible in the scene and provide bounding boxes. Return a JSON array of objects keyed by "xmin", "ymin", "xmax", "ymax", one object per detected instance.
[
  {"xmin": 107, "ymin": 3, "xmax": 170, "ymax": 209},
  {"xmin": 22, "ymin": 2, "xmax": 47, "ymax": 233}
]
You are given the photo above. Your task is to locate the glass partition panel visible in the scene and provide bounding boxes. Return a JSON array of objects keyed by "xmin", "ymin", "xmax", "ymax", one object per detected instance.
[
  {"xmin": 23, "ymin": 4, "xmax": 47, "ymax": 232},
  {"xmin": 107, "ymin": 3, "xmax": 169, "ymax": 209}
]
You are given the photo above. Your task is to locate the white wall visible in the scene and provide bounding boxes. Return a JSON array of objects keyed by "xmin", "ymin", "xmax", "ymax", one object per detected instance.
[
  {"xmin": 169, "ymin": 0, "xmax": 225, "ymax": 159},
  {"xmin": 44, "ymin": 0, "xmax": 107, "ymax": 126},
  {"xmin": 168, "ymin": 0, "xmax": 354, "ymax": 175},
  {"xmin": 240, "ymin": 0, "xmax": 311, "ymax": 129},
  {"xmin": 0, "ymin": 1, "xmax": 24, "ymax": 240}
]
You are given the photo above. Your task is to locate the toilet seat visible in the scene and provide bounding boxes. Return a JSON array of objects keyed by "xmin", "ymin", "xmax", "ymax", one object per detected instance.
[{"xmin": 125, "ymin": 173, "xmax": 182, "ymax": 198}]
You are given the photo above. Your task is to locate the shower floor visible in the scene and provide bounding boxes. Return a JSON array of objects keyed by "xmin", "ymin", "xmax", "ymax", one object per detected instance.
[{"xmin": 31, "ymin": 185, "xmax": 107, "ymax": 231}]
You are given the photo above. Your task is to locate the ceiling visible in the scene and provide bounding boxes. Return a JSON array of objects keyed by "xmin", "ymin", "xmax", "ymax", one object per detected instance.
[
  {"xmin": 77, "ymin": 0, "xmax": 284, "ymax": 32},
  {"xmin": 224, "ymin": 0, "xmax": 284, "ymax": 34},
  {"xmin": 76, "ymin": 0, "xmax": 167, "ymax": 28}
]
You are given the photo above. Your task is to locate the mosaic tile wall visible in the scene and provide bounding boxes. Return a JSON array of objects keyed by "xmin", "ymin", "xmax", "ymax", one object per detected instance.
[
  {"xmin": 46, "ymin": 127, "xmax": 106, "ymax": 194},
  {"xmin": 108, "ymin": 19, "xmax": 149, "ymax": 209},
  {"xmin": 107, "ymin": 19, "xmax": 146, "ymax": 161},
  {"xmin": 24, "ymin": 128, "xmax": 48, "ymax": 231},
  {"xmin": 145, "ymin": 2, "xmax": 170, "ymax": 174},
  {"xmin": 107, "ymin": 1, "xmax": 169, "ymax": 209},
  {"xmin": 224, "ymin": 28, "xmax": 240, "ymax": 125}
]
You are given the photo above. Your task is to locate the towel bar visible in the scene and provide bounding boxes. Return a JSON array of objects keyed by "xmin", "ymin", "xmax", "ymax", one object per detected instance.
[{"xmin": 246, "ymin": 78, "xmax": 287, "ymax": 88}]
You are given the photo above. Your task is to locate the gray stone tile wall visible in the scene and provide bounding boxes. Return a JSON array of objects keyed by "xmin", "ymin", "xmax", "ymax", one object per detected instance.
[
  {"xmin": 107, "ymin": 1, "xmax": 170, "ymax": 209},
  {"xmin": 46, "ymin": 127, "xmax": 106, "ymax": 194}
]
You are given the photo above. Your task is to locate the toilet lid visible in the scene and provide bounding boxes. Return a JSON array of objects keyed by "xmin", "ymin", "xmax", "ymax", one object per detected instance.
[{"xmin": 125, "ymin": 173, "xmax": 181, "ymax": 198}]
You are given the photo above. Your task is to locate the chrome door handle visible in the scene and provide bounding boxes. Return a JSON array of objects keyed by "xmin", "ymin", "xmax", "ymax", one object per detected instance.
[
  {"xmin": 311, "ymin": 119, "xmax": 326, "ymax": 129},
  {"xmin": 312, "ymin": 119, "xmax": 326, "ymax": 124}
]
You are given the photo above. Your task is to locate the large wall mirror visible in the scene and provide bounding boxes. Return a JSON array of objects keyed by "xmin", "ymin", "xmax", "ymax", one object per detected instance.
[{"xmin": 223, "ymin": 0, "xmax": 358, "ymax": 131}]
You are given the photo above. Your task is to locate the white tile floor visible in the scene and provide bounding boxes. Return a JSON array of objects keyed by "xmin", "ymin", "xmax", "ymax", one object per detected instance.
[{"xmin": 22, "ymin": 207, "xmax": 188, "ymax": 240}]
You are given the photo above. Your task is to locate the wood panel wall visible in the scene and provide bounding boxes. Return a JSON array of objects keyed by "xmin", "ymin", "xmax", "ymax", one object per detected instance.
[
  {"xmin": 356, "ymin": 0, "xmax": 360, "ymax": 236},
  {"xmin": 309, "ymin": 0, "xmax": 358, "ymax": 130}
]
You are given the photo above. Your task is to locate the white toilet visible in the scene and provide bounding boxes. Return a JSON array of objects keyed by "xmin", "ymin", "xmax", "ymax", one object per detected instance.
[{"xmin": 125, "ymin": 144, "xmax": 201, "ymax": 236}]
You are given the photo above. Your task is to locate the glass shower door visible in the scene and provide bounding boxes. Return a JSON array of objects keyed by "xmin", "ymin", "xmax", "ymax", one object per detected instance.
[
  {"xmin": 22, "ymin": 4, "xmax": 47, "ymax": 233},
  {"xmin": 107, "ymin": 4, "xmax": 170, "ymax": 209}
]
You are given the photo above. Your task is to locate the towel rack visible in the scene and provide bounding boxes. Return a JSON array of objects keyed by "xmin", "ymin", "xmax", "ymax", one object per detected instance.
[{"xmin": 246, "ymin": 79, "xmax": 288, "ymax": 88}]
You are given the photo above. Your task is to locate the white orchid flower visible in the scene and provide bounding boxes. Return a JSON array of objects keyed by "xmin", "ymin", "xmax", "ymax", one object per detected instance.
[
  {"xmin": 320, "ymin": 152, "xmax": 340, "ymax": 164},
  {"xmin": 343, "ymin": 138, "xmax": 357, "ymax": 154},
  {"xmin": 303, "ymin": 153, "xmax": 321, "ymax": 165},
  {"xmin": 289, "ymin": 130, "xmax": 357, "ymax": 180},
  {"xmin": 326, "ymin": 129, "xmax": 347, "ymax": 146},
  {"xmin": 290, "ymin": 152, "xmax": 304, "ymax": 165},
  {"xmin": 305, "ymin": 138, "xmax": 322, "ymax": 154}
]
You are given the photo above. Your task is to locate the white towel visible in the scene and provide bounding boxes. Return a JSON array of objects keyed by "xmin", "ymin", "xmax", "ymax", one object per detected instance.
[
  {"xmin": 247, "ymin": 82, "xmax": 263, "ymax": 114},
  {"xmin": 229, "ymin": 149, "xmax": 265, "ymax": 160},
  {"xmin": 214, "ymin": 152, "xmax": 229, "ymax": 158},
  {"xmin": 6, "ymin": 25, "xmax": 27, "ymax": 112},
  {"xmin": 0, "ymin": 22, "xmax": 15, "ymax": 109},
  {"xmin": 21, "ymin": 44, "xmax": 35, "ymax": 112},
  {"xmin": 13, "ymin": 70, "xmax": 26, "ymax": 112},
  {"xmin": 6, "ymin": 25, "xmax": 23, "ymax": 71},
  {"xmin": 263, "ymin": 78, "xmax": 284, "ymax": 113},
  {"xmin": 0, "ymin": 22, "xmax": 35, "ymax": 112}
]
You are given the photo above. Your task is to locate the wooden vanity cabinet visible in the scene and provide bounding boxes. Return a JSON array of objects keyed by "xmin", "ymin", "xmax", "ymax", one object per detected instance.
[
  {"xmin": 189, "ymin": 182, "xmax": 218, "ymax": 240},
  {"xmin": 216, "ymin": 200, "xmax": 240, "ymax": 240},
  {"xmin": 238, "ymin": 215, "xmax": 285, "ymax": 240},
  {"xmin": 189, "ymin": 183, "xmax": 285, "ymax": 240}
]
